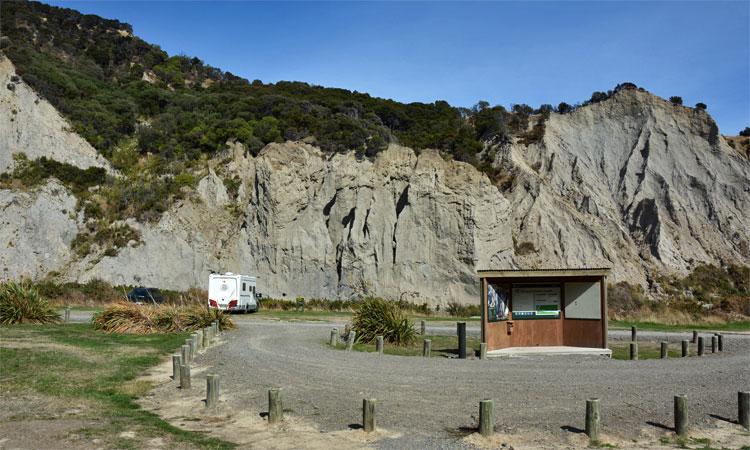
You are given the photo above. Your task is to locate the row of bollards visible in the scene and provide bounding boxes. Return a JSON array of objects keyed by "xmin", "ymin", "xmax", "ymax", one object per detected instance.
[
  {"xmin": 173, "ymin": 320, "xmax": 222, "ymax": 407},
  {"xmin": 627, "ymin": 327, "xmax": 725, "ymax": 360},
  {"xmin": 63, "ymin": 306, "xmax": 71, "ymax": 323}
]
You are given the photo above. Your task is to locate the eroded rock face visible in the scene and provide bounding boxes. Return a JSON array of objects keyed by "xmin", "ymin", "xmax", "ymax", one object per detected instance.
[
  {"xmin": 502, "ymin": 89, "xmax": 750, "ymax": 286},
  {"xmin": 0, "ymin": 180, "xmax": 80, "ymax": 280},
  {"xmin": 0, "ymin": 56, "xmax": 110, "ymax": 173},
  {"xmin": 1, "ymin": 78, "xmax": 748, "ymax": 305}
]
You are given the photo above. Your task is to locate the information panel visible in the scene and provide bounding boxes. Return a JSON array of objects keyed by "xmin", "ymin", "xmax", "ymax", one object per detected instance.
[
  {"xmin": 487, "ymin": 284, "xmax": 509, "ymax": 322},
  {"xmin": 511, "ymin": 285, "xmax": 561, "ymax": 319}
]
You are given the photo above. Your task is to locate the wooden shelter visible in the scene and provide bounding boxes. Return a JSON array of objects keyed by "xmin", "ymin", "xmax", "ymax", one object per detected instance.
[{"xmin": 478, "ymin": 268, "xmax": 611, "ymax": 352}]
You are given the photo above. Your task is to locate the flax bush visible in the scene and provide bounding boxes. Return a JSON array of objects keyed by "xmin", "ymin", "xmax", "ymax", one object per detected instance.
[
  {"xmin": 0, "ymin": 280, "xmax": 60, "ymax": 324},
  {"xmin": 350, "ymin": 297, "xmax": 416, "ymax": 345}
]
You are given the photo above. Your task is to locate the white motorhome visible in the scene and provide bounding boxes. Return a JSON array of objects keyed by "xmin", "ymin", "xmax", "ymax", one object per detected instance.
[{"xmin": 208, "ymin": 273, "xmax": 259, "ymax": 313}]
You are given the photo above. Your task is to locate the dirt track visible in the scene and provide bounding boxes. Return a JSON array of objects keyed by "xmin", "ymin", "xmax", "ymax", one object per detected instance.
[{"xmin": 146, "ymin": 318, "xmax": 750, "ymax": 449}]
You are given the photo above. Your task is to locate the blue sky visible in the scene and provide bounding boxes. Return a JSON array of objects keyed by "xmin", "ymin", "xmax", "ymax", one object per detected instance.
[{"xmin": 48, "ymin": 1, "xmax": 749, "ymax": 134}]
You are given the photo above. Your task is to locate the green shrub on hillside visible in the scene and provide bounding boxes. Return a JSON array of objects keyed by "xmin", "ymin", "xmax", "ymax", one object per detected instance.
[{"xmin": 0, "ymin": 280, "xmax": 60, "ymax": 325}]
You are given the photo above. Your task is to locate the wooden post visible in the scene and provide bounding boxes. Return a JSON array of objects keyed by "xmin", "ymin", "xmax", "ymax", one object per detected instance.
[
  {"xmin": 457, "ymin": 322, "xmax": 467, "ymax": 359},
  {"xmin": 739, "ymin": 391, "xmax": 750, "ymax": 430},
  {"xmin": 420, "ymin": 320, "xmax": 426, "ymax": 335},
  {"xmin": 268, "ymin": 388, "xmax": 282, "ymax": 424},
  {"xmin": 423, "ymin": 339, "xmax": 431, "ymax": 358},
  {"xmin": 711, "ymin": 335, "xmax": 717, "ymax": 353},
  {"xmin": 203, "ymin": 327, "xmax": 211, "ymax": 348},
  {"xmin": 629, "ymin": 342, "xmax": 638, "ymax": 360},
  {"xmin": 717, "ymin": 334, "xmax": 723, "ymax": 352},
  {"xmin": 206, "ymin": 374, "xmax": 219, "ymax": 408},
  {"xmin": 186, "ymin": 338, "xmax": 194, "ymax": 362},
  {"xmin": 196, "ymin": 330, "xmax": 203, "ymax": 350},
  {"xmin": 346, "ymin": 331, "xmax": 356, "ymax": 351},
  {"xmin": 192, "ymin": 333, "xmax": 200, "ymax": 353},
  {"xmin": 691, "ymin": 330, "xmax": 698, "ymax": 343},
  {"xmin": 179, "ymin": 364, "xmax": 191, "ymax": 389},
  {"xmin": 64, "ymin": 307, "xmax": 71, "ymax": 323},
  {"xmin": 172, "ymin": 354, "xmax": 182, "ymax": 380},
  {"xmin": 660, "ymin": 341, "xmax": 668, "ymax": 359},
  {"xmin": 363, "ymin": 398, "xmax": 376, "ymax": 432},
  {"xmin": 330, "ymin": 328, "xmax": 338, "ymax": 346},
  {"xmin": 697, "ymin": 337, "xmax": 704, "ymax": 356},
  {"xmin": 376, "ymin": 336, "xmax": 384, "ymax": 354},
  {"xmin": 631, "ymin": 326, "xmax": 637, "ymax": 342},
  {"xmin": 479, "ymin": 399, "xmax": 494, "ymax": 437},
  {"xmin": 480, "ymin": 342, "xmax": 487, "ymax": 360},
  {"xmin": 674, "ymin": 395, "xmax": 688, "ymax": 437},
  {"xmin": 681, "ymin": 340, "xmax": 689, "ymax": 357},
  {"xmin": 181, "ymin": 344, "xmax": 190, "ymax": 365},
  {"xmin": 585, "ymin": 398, "xmax": 601, "ymax": 442}
]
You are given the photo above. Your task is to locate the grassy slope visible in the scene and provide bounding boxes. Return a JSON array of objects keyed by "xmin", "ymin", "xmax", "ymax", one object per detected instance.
[{"xmin": 0, "ymin": 324, "xmax": 234, "ymax": 449}]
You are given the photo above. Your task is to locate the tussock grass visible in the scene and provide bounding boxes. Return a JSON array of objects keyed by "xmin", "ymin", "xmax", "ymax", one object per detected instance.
[
  {"xmin": 0, "ymin": 280, "xmax": 60, "ymax": 325},
  {"xmin": 92, "ymin": 302, "xmax": 233, "ymax": 334},
  {"xmin": 350, "ymin": 297, "xmax": 416, "ymax": 345}
]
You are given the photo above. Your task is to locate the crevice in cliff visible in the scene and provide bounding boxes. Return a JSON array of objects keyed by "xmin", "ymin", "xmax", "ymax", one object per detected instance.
[
  {"xmin": 392, "ymin": 186, "xmax": 410, "ymax": 264},
  {"xmin": 630, "ymin": 198, "xmax": 661, "ymax": 259},
  {"xmin": 362, "ymin": 208, "xmax": 370, "ymax": 238},
  {"xmin": 323, "ymin": 192, "xmax": 337, "ymax": 227}
]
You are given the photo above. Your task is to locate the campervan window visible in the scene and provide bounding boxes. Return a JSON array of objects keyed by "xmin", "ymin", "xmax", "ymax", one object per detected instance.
[{"xmin": 242, "ymin": 282, "xmax": 246, "ymax": 291}]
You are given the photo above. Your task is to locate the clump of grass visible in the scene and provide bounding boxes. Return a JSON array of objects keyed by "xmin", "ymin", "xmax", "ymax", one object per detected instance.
[
  {"xmin": 350, "ymin": 297, "xmax": 416, "ymax": 345},
  {"xmin": 446, "ymin": 302, "xmax": 481, "ymax": 317},
  {"xmin": 92, "ymin": 302, "xmax": 233, "ymax": 334},
  {"xmin": 0, "ymin": 280, "xmax": 60, "ymax": 325}
]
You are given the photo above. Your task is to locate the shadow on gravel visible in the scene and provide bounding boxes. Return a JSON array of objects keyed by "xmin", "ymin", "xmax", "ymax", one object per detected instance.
[
  {"xmin": 709, "ymin": 414, "xmax": 736, "ymax": 424},
  {"xmin": 646, "ymin": 420, "xmax": 673, "ymax": 431},
  {"xmin": 443, "ymin": 426, "xmax": 477, "ymax": 438},
  {"xmin": 348, "ymin": 424, "xmax": 363, "ymax": 430},
  {"xmin": 560, "ymin": 425, "xmax": 585, "ymax": 434}
]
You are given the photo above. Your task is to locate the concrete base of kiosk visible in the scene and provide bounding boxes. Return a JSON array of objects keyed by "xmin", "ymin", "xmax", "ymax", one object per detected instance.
[{"xmin": 486, "ymin": 346, "xmax": 612, "ymax": 358}]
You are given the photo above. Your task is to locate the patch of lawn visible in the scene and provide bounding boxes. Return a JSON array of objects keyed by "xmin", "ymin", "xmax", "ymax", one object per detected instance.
[
  {"xmin": 0, "ymin": 323, "xmax": 235, "ymax": 449},
  {"xmin": 609, "ymin": 320, "xmax": 750, "ymax": 332},
  {"xmin": 332, "ymin": 334, "xmax": 481, "ymax": 358},
  {"xmin": 254, "ymin": 309, "xmax": 480, "ymax": 323}
]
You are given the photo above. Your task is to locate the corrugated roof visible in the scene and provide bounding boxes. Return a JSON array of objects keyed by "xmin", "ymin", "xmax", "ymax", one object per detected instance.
[{"xmin": 477, "ymin": 268, "xmax": 611, "ymax": 278}]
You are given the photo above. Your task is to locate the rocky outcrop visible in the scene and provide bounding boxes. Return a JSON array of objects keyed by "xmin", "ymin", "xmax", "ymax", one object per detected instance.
[
  {"xmin": 1, "ymin": 79, "xmax": 748, "ymax": 304},
  {"xmin": 0, "ymin": 56, "xmax": 110, "ymax": 173}
]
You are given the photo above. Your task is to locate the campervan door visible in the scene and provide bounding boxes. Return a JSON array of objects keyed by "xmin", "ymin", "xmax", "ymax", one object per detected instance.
[{"xmin": 208, "ymin": 275, "xmax": 239, "ymax": 311}]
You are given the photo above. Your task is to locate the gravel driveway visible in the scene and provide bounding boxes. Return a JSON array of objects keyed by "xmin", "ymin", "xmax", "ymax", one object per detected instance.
[{"xmin": 197, "ymin": 318, "xmax": 750, "ymax": 448}]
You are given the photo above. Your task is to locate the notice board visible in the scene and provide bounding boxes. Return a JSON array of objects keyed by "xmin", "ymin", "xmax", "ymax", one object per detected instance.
[
  {"xmin": 511, "ymin": 285, "xmax": 561, "ymax": 319},
  {"xmin": 564, "ymin": 281, "xmax": 601, "ymax": 319}
]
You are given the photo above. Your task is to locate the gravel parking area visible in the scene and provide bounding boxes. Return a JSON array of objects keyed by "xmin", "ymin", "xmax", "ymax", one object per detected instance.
[{"xmin": 193, "ymin": 318, "xmax": 750, "ymax": 448}]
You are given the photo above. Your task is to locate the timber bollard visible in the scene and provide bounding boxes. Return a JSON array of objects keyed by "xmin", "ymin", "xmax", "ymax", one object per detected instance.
[
  {"xmin": 681, "ymin": 340, "xmax": 689, "ymax": 357},
  {"xmin": 64, "ymin": 307, "xmax": 71, "ymax": 323},
  {"xmin": 172, "ymin": 354, "xmax": 182, "ymax": 380},
  {"xmin": 711, "ymin": 335, "xmax": 717, "ymax": 353},
  {"xmin": 480, "ymin": 342, "xmax": 487, "ymax": 360},
  {"xmin": 192, "ymin": 333, "xmax": 200, "ymax": 353},
  {"xmin": 203, "ymin": 327, "xmax": 211, "ymax": 348},
  {"xmin": 330, "ymin": 328, "xmax": 338, "ymax": 346},
  {"xmin": 739, "ymin": 391, "xmax": 750, "ymax": 430},
  {"xmin": 631, "ymin": 326, "xmax": 637, "ymax": 342},
  {"xmin": 674, "ymin": 395, "xmax": 688, "ymax": 437},
  {"xmin": 660, "ymin": 341, "xmax": 668, "ymax": 359},
  {"xmin": 585, "ymin": 398, "xmax": 601, "ymax": 442},
  {"xmin": 738, "ymin": 391, "xmax": 750, "ymax": 430},
  {"xmin": 268, "ymin": 388, "xmax": 282, "ymax": 424},
  {"xmin": 363, "ymin": 398, "xmax": 376, "ymax": 432},
  {"xmin": 376, "ymin": 336, "xmax": 384, "ymax": 354},
  {"xmin": 629, "ymin": 342, "xmax": 638, "ymax": 360},
  {"xmin": 420, "ymin": 320, "xmax": 426, "ymax": 335},
  {"xmin": 692, "ymin": 330, "xmax": 698, "ymax": 343},
  {"xmin": 423, "ymin": 339, "xmax": 432, "ymax": 357},
  {"xmin": 181, "ymin": 344, "xmax": 190, "ymax": 365},
  {"xmin": 196, "ymin": 330, "xmax": 203, "ymax": 350},
  {"xmin": 206, "ymin": 374, "xmax": 219, "ymax": 408},
  {"xmin": 346, "ymin": 331, "xmax": 356, "ymax": 351},
  {"xmin": 186, "ymin": 338, "xmax": 194, "ymax": 362},
  {"xmin": 479, "ymin": 399, "xmax": 494, "ymax": 437},
  {"xmin": 697, "ymin": 337, "xmax": 704, "ymax": 356},
  {"xmin": 180, "ymin": 364, "xmax": 191, "ymax": 389},
  {"xmin": 717, "ymin": 334, "xmax": 723, "ymax": 351},
  {"xmin": 457, "ymin": 322, "xmax": 467, "ymax": 359}
]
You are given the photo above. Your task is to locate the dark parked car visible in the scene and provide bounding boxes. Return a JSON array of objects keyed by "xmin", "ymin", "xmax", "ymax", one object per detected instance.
[{"xmin": 127, "ymin": 287, "xmax": 165, "ymax": 304}]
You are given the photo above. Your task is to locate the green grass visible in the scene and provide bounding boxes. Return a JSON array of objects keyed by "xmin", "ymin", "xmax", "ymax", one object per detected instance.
[
  {"xmin": 254, "ymin": 308, "xmax": 479, "ymax": 323},
  {"xmin": 332, "ymin": 334, "xmax": 481, "ymax": 358},
  {"xmin": 610, "ymin": 320, "xmax": 750, "ymax": 332},
  {"xmin": 0, "ymin": 323, "xmax": 235, "ymax": 449}
]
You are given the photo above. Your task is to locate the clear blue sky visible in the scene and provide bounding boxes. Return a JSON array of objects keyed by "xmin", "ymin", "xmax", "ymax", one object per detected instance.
[{"xmin": 48, "ymin": 1, "xmax": 750, "ymax": 134}]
